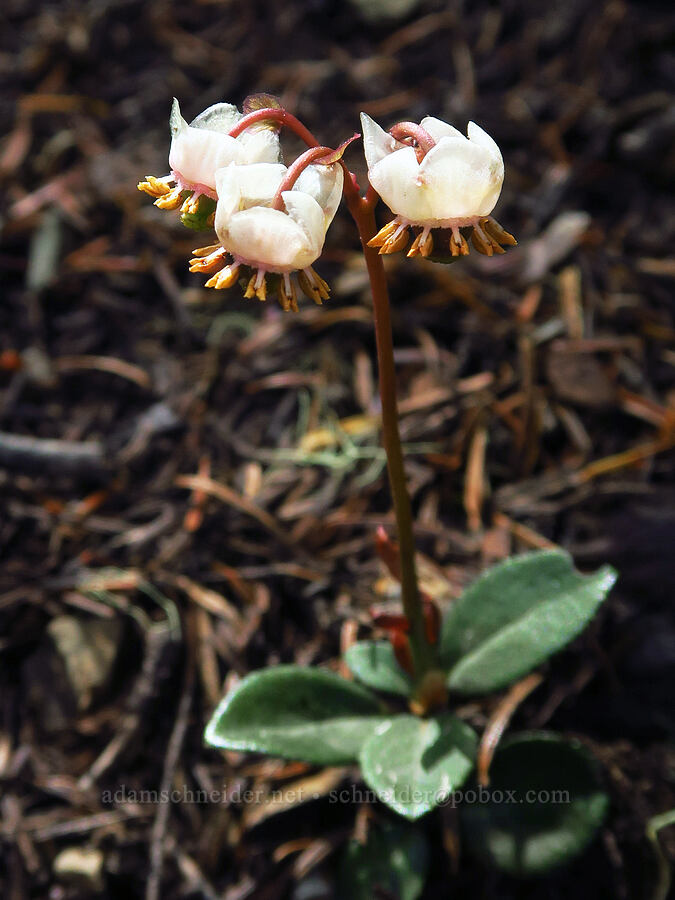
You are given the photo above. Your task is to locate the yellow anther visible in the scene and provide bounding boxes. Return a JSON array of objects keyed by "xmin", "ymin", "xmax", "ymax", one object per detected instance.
[
  {"xmin": 407, "ymin": 229, "xmax": 433, "ymax": 258},
  {"xmin": 255, "ymin": 275, "xmax": 267, "ymax": 302},
  {"xmin": 471, "ymin": 224, "xmax": 494, "ymax": 256},
  {"xmin": 181, "ymin": 193, "xmax": 202, "ymax": 216},
  {"xmin": 297, "ymin": 270, "xmax": 319, "ymax": 304},
  {"xmin": 191, "ymin": 244, "xmax": 221, "ymax": 258},
  {"xmin": 367, "ymin": 219, "xmax": 401, "ymax": 248},
  {"xmin": 137, "ymin": 175, "xmax": 172, "ymax": 198},
  {"xmin": 154, "ymin": 186, "xmax": 183, "ymax": 210},
  {"xmin": 483, "ymin": 216, "xmax": 517, "ymax": 248},
  {"xmin": 244, "ymin": 274, "xmax": 257, "ymax": 299},
  {"xmin": 205, "ymin": 264, "xmax": 240, "ymax": 290},
  {"xmin": 379, "ymin": 225, "xmax": 410, "ymax": 255},
  {"xmin": 189, "ymin": 248, "xmax": 226, "ymax": 273}
]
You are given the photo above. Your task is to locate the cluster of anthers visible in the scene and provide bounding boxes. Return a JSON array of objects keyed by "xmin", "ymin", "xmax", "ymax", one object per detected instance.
[{"xmin": 139, "ymin": 96, "xmax": 516, "ymax": 311}]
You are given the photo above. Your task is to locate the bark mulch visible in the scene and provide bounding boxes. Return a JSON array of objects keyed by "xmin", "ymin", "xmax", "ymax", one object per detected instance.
[{"xmin": 1, "ymin": 0, "xmax": 674, "ymax": 897}]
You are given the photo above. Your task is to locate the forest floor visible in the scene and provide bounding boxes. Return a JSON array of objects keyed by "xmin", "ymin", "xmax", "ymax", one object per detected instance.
[{"xmin": 1, "ymin": 0, "xmax": 674, "ymax": 897}]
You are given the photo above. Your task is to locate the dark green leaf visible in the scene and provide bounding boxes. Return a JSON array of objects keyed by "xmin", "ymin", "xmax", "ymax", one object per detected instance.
[
  {"xmin": 204, "ymin": 665, "xmax": 387, "ymax": 765},
  {"xmin": 359, "ymin": 713, "xmax": 478, "ymax": 820},
  {"xmin": 344, "ymin": 641, "xmax": 413, "ymax": 697},
  {"xmin": 440, "ymin": 550, "xmax": 616, "ymax": 694},
  {"xmin": 461, "ymin": 732, "xmax": 609, "ymax": 875},
  {"xmin": 339, "ymin": 821, "xmax": 429, "ymax": 900}
]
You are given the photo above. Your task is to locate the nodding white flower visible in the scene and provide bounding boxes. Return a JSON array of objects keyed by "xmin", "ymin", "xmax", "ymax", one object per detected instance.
[
  {"xmin": 360, "ymin": 112, "xmax": 515, "ymax": 258},
  {"xmin": 188, "ymin": 159, "xmax": 343, "ymax": 311},
  {"xmin": 138, "ymin": 99, "xmax": 281, "ymax": 216}
]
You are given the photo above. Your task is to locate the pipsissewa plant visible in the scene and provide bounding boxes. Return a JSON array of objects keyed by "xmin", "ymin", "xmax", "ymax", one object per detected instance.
[{"xmin": 139, "ymin": 96, "xmax": 616, "ymax": 887}]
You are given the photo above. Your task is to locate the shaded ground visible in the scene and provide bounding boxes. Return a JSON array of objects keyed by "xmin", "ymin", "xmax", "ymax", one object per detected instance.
[{"xmin": 1, "ymin": 0, "xmax": 674, "ymax": 897}]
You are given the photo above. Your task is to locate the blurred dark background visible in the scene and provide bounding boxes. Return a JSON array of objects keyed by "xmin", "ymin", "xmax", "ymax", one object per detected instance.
[{"xmin": 1, "ymin": 0, "xmax": 674, "ymax": 897}]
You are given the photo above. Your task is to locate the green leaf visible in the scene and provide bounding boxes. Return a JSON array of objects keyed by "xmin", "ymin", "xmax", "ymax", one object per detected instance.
[
  {"xmin": 440, "ymin": 550, "xmax": 617, "ymax": 695},
  {"xmin": 461, "ymin": 732, "xmax": 609, "ymax": 875},
  {"xmin": 359, "ymin": 713, "xmax": 478, "ymax": 820},
  {"xmin": 339, "ymin": 821, "xmax": 429, "ymax": 900},
  {"xmin": 344, "ymin": 641, "xmax": 413, "ymax": 697},
  {"xmin": 204, "ymin": 665, "xmax": 387, "ymax": 765}
]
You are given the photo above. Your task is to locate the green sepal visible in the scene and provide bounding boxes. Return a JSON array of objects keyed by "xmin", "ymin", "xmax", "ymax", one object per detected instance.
[{"xmin": 180, "ymin": 194, "xmax": 217, "ymax": 231}]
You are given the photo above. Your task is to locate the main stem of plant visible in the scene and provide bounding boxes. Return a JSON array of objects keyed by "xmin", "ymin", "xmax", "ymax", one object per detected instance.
[
  {"xmin": 233, "ymin": 107, "xmax": 435, "ymax": 683},
  {"xmin": 345, "ymin": 190, "xmax": 433, "ymax": 682}
]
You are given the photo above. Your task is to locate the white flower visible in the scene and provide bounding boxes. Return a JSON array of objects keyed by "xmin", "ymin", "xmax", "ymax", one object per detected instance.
[
  {"xmin": 138, "ymin": 99, "xmax": 281, "ymax": 214},
  {"xmin": 360, "ymin": 113, "xmax": 515, "ymax": 257},
  {"xmin": 188, "ymin": 160, "xmax": 343, "ymax": 311},
  {"xmin": 169, "ymin": 99, "xmax": 281, "ymax": 192}
]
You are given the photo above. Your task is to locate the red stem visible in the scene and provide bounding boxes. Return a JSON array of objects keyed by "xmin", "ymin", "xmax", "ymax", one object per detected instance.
[
  {"xmin": 230, "ymin": 104, "xmax": 432, "ymax": 681},
  {"xmin": 344, "ymin": 190, "xmax": 433, "ymax": 681},
  {"xmin": 271, "ymin": 145, "xmax": 334, "ymax": 210},
  {"xmin": 229, "ymin": 108, "xmax": 363, "ymax": 204},
  {"xmin": 228, "ymin": 108, "xmax": 320, "ymax": 150}
]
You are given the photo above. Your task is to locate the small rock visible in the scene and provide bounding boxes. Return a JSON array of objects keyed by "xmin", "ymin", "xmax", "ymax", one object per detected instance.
[{"xmin": 53, "ymin": 846, "xmax": 105, "ymax": 892}]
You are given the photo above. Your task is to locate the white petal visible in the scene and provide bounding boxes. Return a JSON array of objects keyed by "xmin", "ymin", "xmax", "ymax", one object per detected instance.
[
  {"xmin": 368, "ymin": 146, "xmax": 435, "ymax": 221},
  {"xmin": 170, "ymin": 98, "xmax": 188, "ymax": 138},
  {"xmin": 190, "ymin": 102, "xmax": 242, "ymax": 133},
  {"xmin": 467, "ymin": 123, "xmax": 504, "ymax": 215},
  {"xmin": 214, "ymin": 163, "xmax": 286, "ymax": 236},
  {"xmin": 223, "ymin": 207, "xmax": 317, "ymax": 270},
  {"xmin": 214, "ymin": 167, "xmax": 242, "ymax": 234},
  {"xmin": 237, "ymin": 128, "xmax": 282, "ymax": 164},
  {"xmin": 294, "ymin": 163, "xmax": 344, "ymax": 225},
  {"xmin": 467, "ymin": 121, "xmax": 503, "ymax": 168},
  {"xmin": 231, "ymin": 163, "xmax": 287, "ymax": 205},
  {"xmin": 168, "ymin": 99, "xmax": 282, "ymax": 189},
  {"xmin": 280, "ymin": 190, "xmax": 325, "ymax": 261},
  {"xmin": 360, "ymin": 113, "xmax": 400, "ymax": 169},
  {"xmin": 420, "ymin": 136, "xmax": 503, "ymax": 219},
  {"xmin": 420, "ymin": 116, "xmax": 464, "ymax": 143},
  {"xmin": 169, "ymin": 129, "xmax": 241, "ymax": 190}
]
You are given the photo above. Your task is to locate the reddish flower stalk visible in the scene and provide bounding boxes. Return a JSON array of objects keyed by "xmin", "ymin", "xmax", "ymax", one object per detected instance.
[
  {"xmin": 229, "ymin": 108, "xmax": 363, "ymax": 204},
  {"xmin": 344, "ymin": 187, "xmax": 435, "ymax": 683},
  {"xmin": 228, "ymin": 107, "xmax": 320, "ymax": 151},
  {"xmin": 271, "ymin": 136, "xmax": 360, "ymax": 211},
  {"xmin": 231, "ymin": 105, "xmax": 435, "ymax": 681}
]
